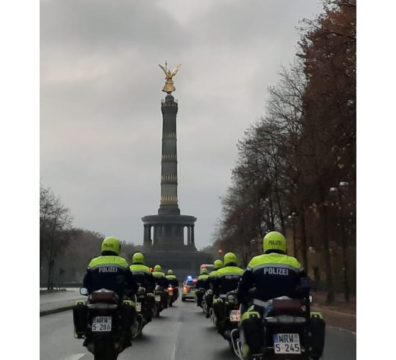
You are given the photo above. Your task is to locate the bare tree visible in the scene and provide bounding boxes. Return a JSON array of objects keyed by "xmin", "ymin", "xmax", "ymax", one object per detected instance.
[
  {"xmin": 40, "ymin": 184, "xmax": 72, "ymax": 290},
  {"xmin": 213, "ymin": 0, "xmax": 355, "ymax": 304}
]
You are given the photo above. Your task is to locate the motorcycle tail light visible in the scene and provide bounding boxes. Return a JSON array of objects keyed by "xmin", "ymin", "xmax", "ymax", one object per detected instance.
[
  {"xmin": 90, "ymin": 289, "xmax": 119, "ymax": 304},
  {"xmin": 272, "ymin": 299, "xmax": 303, "ymax": 315}
]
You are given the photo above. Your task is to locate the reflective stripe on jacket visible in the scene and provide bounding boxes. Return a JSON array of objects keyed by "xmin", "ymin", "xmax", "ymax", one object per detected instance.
[
  {"xmin": 237, "ymin": 253, "xmax": 302, "ymax": 303},
  {"xmin": 130, "ymin": 264, "xmax": 155, "ymax": 292},
  {"xmin": 83, "ymin": 255, "xmax": 137, "ymax": 298}
]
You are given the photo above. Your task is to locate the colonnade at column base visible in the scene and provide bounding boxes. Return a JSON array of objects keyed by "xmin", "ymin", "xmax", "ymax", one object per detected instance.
[{"xmin": 142, "ymin": 249, "xmax": 213, "ymax": 281}]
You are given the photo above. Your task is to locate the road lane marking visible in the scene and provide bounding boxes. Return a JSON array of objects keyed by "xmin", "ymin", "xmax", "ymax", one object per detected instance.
[
  {"xmin": 171, "ymin": 321, "xmax": 182, "ymax": 360},
  {"xmin": 63, "ymin": 353, "xmax": 86, "ymax": 360}
]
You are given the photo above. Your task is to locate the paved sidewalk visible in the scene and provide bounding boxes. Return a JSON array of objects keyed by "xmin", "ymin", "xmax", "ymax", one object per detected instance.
[{"xmin": 40, "ymin": 288, "xmax": 85, "ymax": 316}]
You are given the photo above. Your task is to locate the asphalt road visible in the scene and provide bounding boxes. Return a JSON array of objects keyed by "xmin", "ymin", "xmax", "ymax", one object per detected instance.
[{"xmin": 40, "ymin": 299, "xmax": 356, "ymax": 360}]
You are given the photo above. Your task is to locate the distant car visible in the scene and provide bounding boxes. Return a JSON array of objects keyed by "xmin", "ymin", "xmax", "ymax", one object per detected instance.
[{"xmin": 181, "ymin": 276, "xmax": 197, "ymax": 301}]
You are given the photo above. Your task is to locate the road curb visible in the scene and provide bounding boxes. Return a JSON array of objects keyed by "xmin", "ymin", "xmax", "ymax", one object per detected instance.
[
  {"xmin": 312, "ymin": 306, "xmax": 356, "ymax": 318},
  {"xmin": 40, "ymin": 305, "xmax": 74, "ymax": 317}
]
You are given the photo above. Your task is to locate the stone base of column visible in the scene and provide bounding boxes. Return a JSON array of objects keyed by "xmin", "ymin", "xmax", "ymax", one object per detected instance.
[
  {"xmin": 158, "ymin": 204, "xmax": 180, "ymax": 215},
  {"xmin": 142, "ymin": 213, "xmax": 196, "ymax": 250}
]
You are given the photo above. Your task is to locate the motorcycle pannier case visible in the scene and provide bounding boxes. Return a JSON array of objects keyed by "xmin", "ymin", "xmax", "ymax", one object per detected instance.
[
  {"xmin": 73, "ymin": 302, "xmax": 88, "ymax": 337},
  {"xmin": 306, "ymin": 312, "xmax": 325, "ymax": 358}
]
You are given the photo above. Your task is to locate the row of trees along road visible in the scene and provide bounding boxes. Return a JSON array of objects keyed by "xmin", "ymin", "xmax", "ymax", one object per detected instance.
[
  {"xmin": 40, "ymin": 184, "xmax": 139, "ymax": 290},
  {"xmin": 213, "ymin": 0, "xmax": 355, "ymax": 304}
]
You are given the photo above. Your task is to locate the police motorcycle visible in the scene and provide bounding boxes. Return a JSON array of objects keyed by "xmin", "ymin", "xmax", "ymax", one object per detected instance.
[
  {"xmin": 154, "ymin": 284, "xmax": 168, "ymax": 317},
  {"xmin": 73, "ymin": 288, "xmax": 136, "ymax": 360},
  {"xmin": 167, "ymin": 284, "xmax": 179, "ymax": 307},
  {"xmin": 212, "ymin": 290, "xmax": 241, "ymax": 341},
  {"xmin": 230, "ymin": 292, "xmax": 325, "ymax": 360},
  {"xmin": 132, "ymin": 286, "xmax": 155, "ymax": 338}
]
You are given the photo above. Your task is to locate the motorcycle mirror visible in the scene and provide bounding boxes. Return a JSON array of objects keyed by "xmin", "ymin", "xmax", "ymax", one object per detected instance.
[{"xmin": 80, "ymin": 287, "xmax": 88, "ymax": 296}]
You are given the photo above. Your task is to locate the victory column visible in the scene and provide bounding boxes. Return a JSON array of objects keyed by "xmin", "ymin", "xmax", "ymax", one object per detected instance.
[{"xmin": 141, "ymin": 62, "xmax": 211, "ymax": 278}]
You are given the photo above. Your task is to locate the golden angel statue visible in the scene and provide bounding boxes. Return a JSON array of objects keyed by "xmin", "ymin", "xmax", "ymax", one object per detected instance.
[{"xmin": 159, "ymin": 61, "xmax": 181, "ymax": 94}]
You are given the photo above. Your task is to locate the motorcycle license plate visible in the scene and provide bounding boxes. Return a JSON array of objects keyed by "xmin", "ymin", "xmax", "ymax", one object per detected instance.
[
  {"xmin": 136, "ymin": 302, "xmax": 142, "ymax": 312},
  {"xmin": 273, "ymin": 333, "xmax": 301, "ymax": 354},
  {"xmin": 155, "ymin": 295, "xmax": 161, "ymax": 302},
  {"xmin": 230, "ymin": 309, "xmax": 241, "ymax": 322},
  {"xmin": 91, "ymin": 316, "xmax": 112, "ymax": 332}
]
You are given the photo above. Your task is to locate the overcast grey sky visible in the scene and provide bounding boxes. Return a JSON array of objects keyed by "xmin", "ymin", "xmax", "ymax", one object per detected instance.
[{"xmin": 41, "ymin": 0, "xmax": 322, "ymax": 249}]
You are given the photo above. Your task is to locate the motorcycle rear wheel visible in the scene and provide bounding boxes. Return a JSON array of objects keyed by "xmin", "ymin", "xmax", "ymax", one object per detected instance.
[
  {"xmin": 131, "ymin": 316, "xmax": 143, "ymax": 339},
  {"xmin": 93, "ymin": 339, "xmax": 118, "ymax": 360}
]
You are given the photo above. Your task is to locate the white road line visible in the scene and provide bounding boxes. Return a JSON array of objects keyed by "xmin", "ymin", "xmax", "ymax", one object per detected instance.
[
  {"xmin": 171, "ymin": 321, "xmax": 182, "ymax": 360},
  {"xmin": 328, "ymin": 325, "xmax": 356, "ymax": 336},
  {"xmin": 63, "ymin": 353, "xmax": 86, "ymax": 360}
]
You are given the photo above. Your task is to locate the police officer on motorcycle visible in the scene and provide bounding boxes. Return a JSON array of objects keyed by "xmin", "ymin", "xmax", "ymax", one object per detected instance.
[
  {"xmin": 130, "ymin": 252, "xmax": 155, "ymax": 292},
  {"xmin": 152, "ymin": 264, "xmax": 169, "ymax": 310},
  {"xmin": 152, "ymin": 264, "xmax": 168, "ymax": 288},
  {"xmin": 165, "ymin": 269, "xmax": 179, "ymax": 305},
  {"xmin": 236, "ymin": 231, "xmax": 312, "ymax": 359},
  {"xmin": 73, "ymin": 236, "xmax": 138, "ymax": 349},
  {"xmin": 130, "ymin": 252, "xmax": 156, "ymax": 322},
  {"xmin": 196, "ymin": 267, "xmax": 210, "ymax": 307},
  {"xmin": 213, "ymin": 252, "xmax": 244, "ymax": 296},
  {"xmin": 203, "ymin": 259, "xmax": 223, "ymax": 318},
  {"xmin": 212, "ymin": 252, "xmax": 244, "ymax": 336},
  {"xmin": 165, "ymin": 269, "xmax": 179, "ymax": 288},
  {"xmin": 83, "ymin": 236, "xmax": 138, "ymax": 297},
  {"xmin": 208, "ymin": 259, "xmax": 223, "ymax": 288}
]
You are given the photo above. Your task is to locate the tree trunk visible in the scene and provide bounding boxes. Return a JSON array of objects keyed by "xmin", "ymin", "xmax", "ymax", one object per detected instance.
[
  {"xmin": 299, "ymin": 206, "xmax": 308, "ymax": 271},
  {"xmin": 319, "ymin": 186, "xmax": 335, "ymax": 304},
  {"xmin": 339, "ymin": 212, "xmax": 350, "ymax": 303},
  {"xmin": 46, "ymin": 219, "xmax": 57, "ymax": 290}
]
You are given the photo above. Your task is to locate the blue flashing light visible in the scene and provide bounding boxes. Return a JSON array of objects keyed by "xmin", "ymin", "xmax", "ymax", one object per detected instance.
[{"xmin": 187, "ymin": 275, "xmax": 193, "ymax": 280}]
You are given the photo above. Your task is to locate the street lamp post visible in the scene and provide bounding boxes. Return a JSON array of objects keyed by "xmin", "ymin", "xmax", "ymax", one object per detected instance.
[
  {"xmin": 250, "ymin": 238, "xmax": 261, "ymax": 257},
  {"xmin": 329, "ymin": 181, "xmax": 350, "ymax": 303},
  {"xmin": 288, "ymin": 212, "xmax": 297, "ymax": 257}
]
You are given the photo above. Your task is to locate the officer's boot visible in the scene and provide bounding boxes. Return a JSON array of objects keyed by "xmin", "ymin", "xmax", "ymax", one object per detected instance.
[{"xmin": 213, "ymin": 298, "xmax": 226, "ymax": 333}]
